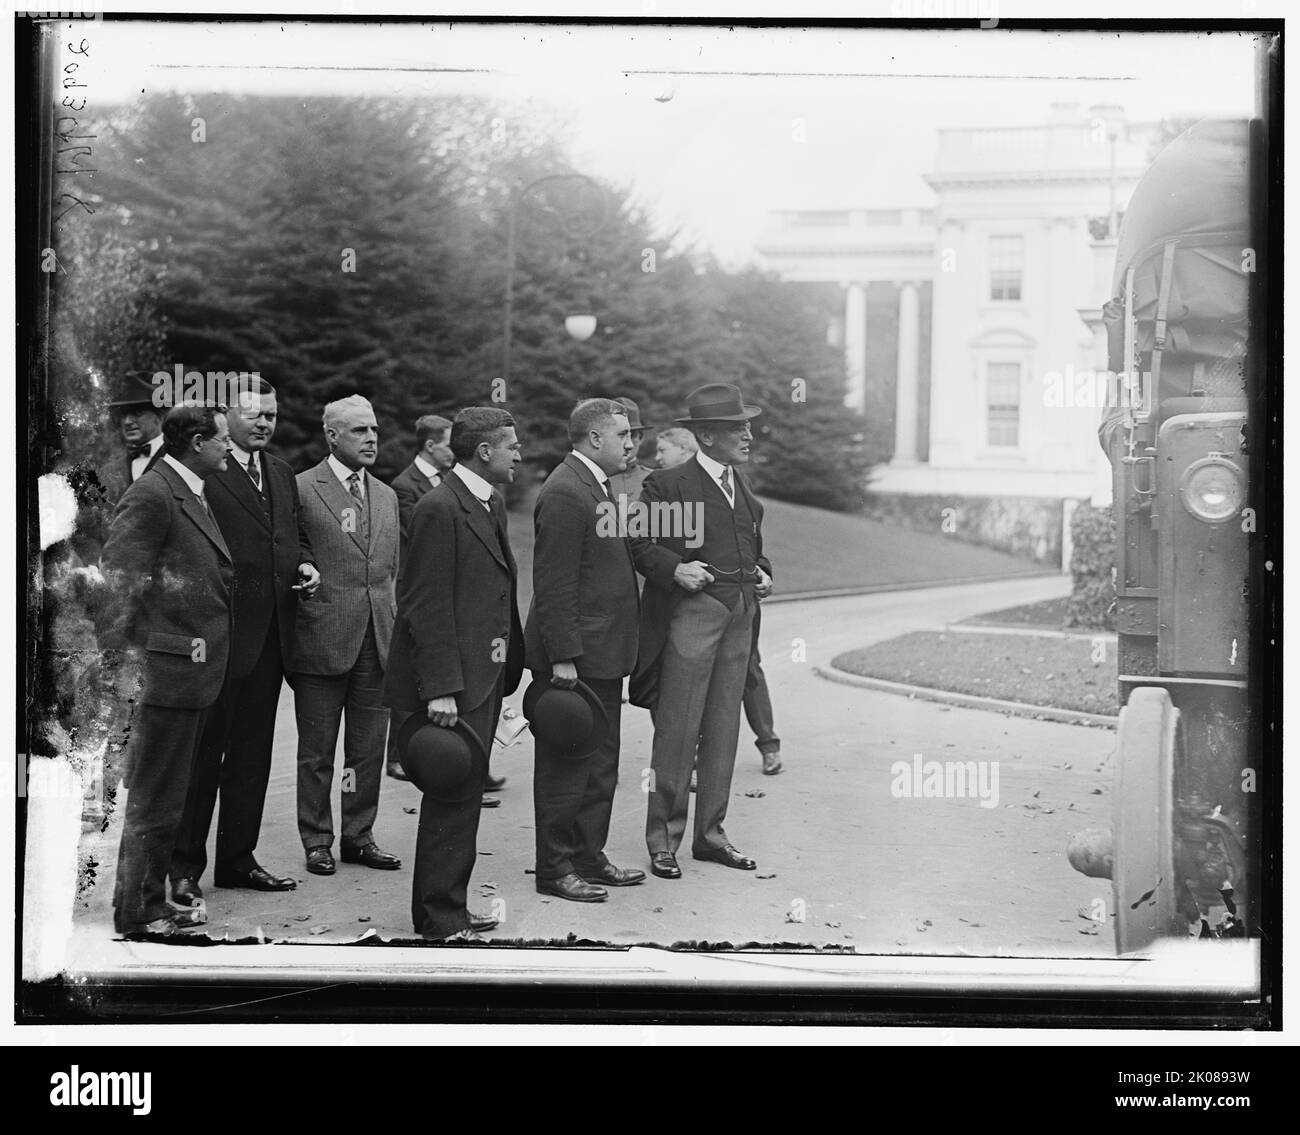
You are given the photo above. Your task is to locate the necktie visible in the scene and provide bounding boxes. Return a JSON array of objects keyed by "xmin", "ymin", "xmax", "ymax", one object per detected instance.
[
  {"xmin": 245, "ymin": 457, "xmax": 262, "ymax": 492},
  {"xmin": 197, "ymin": 492, "xmax": 210, "ymax": 517},
  {"xmin": 720, "ymin": 466, "xmax": 734, "ymax": 502},
  {"xmin": 347, "ymin": 471, "xmax": 364, "ymax": 503}
]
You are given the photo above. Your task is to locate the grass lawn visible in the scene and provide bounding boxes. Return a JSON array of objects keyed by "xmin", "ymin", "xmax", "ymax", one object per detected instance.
[
  {"xmin": 960, "ymin": 596, "xmax": 1071, "ymax": 629},
  {"xmin": 832, "ymin": 630, "xmax": 1119, "ymax": 716}
]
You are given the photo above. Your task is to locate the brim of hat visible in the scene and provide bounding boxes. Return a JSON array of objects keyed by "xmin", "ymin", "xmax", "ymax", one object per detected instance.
[
  {"xmin": 674, "ymin": 407, "xmax": 762, "ymax": 424},
  {"xmin": 522, "ymin": 676, "xmax": 610, "ymax": 760},
  {"xmin": 395, "ymin": 712, "xmax": 489, "ymax": 798}
]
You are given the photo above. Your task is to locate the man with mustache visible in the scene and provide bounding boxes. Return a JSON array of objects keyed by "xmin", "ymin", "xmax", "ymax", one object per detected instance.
[
  {"xmin": 169, "ymin": 377, "xmax": 319, "ymax": 906},
  {"xmin": 292, "ymin": 394, "xmax": 402, "ymax": 878}
]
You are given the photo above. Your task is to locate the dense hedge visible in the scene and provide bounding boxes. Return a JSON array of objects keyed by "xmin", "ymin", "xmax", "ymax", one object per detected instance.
[{"xmin": 1065, "ymin": 503, "xmax": 1116, "ymax": 629}]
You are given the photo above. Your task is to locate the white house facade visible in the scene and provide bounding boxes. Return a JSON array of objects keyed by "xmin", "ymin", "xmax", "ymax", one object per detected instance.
[{"xmin": 756, "ymin": 103, "xmax": 1160, "ymax": 504}]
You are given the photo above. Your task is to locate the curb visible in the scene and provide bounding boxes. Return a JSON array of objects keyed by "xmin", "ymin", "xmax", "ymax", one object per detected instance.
[
  {"xmin": 813, "ymin": 665, "xmax": 1118, "ymax": 729},
  {"xmin": 763, "ymin": 569, "xmax": 1060, "ymax": 605},
  {"xmin": 942, "ymin": 623, "xmax": 1117, "ymax": 642}
]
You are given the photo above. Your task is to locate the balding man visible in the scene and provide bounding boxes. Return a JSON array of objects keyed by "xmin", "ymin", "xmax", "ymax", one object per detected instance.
[{"xmin": 292, "ymin": 394, "xmax": 402, "ymax": 877}]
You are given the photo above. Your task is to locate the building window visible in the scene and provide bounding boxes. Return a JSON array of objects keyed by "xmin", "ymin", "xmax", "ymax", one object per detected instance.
[
  {"xmin": 989, "ymin": 234, "xmax": 1024, "ymax": 301},
  {"xmin": 791, "ymin": 211, "xmax": 850, "ymax": 227},
  {"xmin": 986, "ymin": 362, "xmax": 1021, "ymax": 447}
]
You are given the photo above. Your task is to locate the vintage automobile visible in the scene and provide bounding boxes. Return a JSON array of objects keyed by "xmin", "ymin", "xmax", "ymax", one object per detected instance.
[{"xmin": 1069, "ymin": 119, "xmax": 1262, "ymax": 954}]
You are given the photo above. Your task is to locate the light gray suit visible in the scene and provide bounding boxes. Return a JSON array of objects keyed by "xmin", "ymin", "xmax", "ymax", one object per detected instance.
[{"xmin": 292, "ymin": 459, "xmax": 400, "ymax": 853}]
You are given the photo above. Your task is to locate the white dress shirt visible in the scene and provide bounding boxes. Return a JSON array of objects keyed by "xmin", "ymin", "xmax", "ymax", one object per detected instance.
[
  {"xmin": 451, "ymin": 463, "xmax": 494, "ymax": 510},
  {"xmin": 162, "ymin": 453, "xmax": 208, "ymax": 507},
  {"xmin": 413, "ymin": 454, "xmax": 442, "ymax": 485},
  {"xmin": 571, "ymin": 449, "xmax": 610, "ymax": 496},
  {"xmin": 695, "ymin": 450, "xmax": 735, "ymax": 508},
  {"xmin": 130, "ymin": 433, "xmax": 164, "ymax": 482},
  {"xmin": 231, "ymin": 441, "xmax": 262, "ymax": 487},
  {"xmin": 327, "ymin": 453, "xmax": 365, "ymax": 497}
]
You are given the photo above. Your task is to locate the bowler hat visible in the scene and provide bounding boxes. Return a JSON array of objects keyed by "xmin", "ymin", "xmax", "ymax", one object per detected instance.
[
  {"xmin": 674, "ymin": 383, "xmax": 761, "ymax": 424},
  {"xmin": 395, "ymin": 713, "xmax": 488, "ymax": 802},
  {"xmin": 614, "ymin": 396, "xmax": 649, "ymax": 432},
  {"xmin": 108, "ymin": 371, "xmax": 168, "ymax": 410},
  {"xmin": 522, "ymin": 676, "xmax": 609, "ymax": 760}
]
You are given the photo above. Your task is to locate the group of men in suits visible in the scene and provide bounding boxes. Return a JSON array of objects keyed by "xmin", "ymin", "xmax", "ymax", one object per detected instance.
[
  {"xmin": 98, "ymin": 381, "xmax": 408, "ymax": 936},
  {"xmin": 96, "ymin": 372, "xmax": 779, "ymax": 942}
]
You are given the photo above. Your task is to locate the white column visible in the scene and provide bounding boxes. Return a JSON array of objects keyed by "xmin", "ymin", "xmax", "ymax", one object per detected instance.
[
  {"xmin": 893, "ymin": 280, "xmax": 920, "ymax": 462},
  {"xmin": 843, "ymin": 282, "xmax": 867, "ymax": 413}
]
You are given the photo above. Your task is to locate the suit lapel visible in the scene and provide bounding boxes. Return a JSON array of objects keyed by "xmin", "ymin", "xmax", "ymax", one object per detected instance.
[
  {"xmin": 157, "ymin": 462, "xmax": 231, "ymax": 562},
  {"xmin": 449, "ymin": 473, "xmax": 507, "ymax": 570},
  {"xmin": 365, "ymin": 470, "xmax": 390, "ymax": 552},
  {"xmin": 314, "ymin": 460, "xmax": 368, "ymax": 555},
  {"xmin": 220, "ymin": 458, "xmax": 272, "ymax": 530},
  {"xmin": 564, "ymin": 452, "xmax": 609, "ymax": 509}
]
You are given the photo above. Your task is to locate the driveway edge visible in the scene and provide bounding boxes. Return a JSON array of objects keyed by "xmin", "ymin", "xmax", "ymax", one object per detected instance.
[{"xmin": 813, "ymin": 665, "xmax": 1118, "ymax": 729}]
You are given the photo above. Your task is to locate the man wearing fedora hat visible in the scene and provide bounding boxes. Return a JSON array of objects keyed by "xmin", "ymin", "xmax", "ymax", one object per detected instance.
[
  {"xmin": 107, "ymin": 372, "xmax": 168, "ymax": 501},
  {"xmin": 383, "ymin": 406, "xmax": 525, "ymax": 941},
  {"xmin": 630, "ymin": 382, "xmax": 773, "ymax": 879},
  {"xmin": 525, "ymin": 398, "xmax": 644, "ymax": 902}
]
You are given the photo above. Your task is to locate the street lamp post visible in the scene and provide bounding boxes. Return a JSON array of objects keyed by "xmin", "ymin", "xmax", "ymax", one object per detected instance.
[{"xmin": 502, "ymin": 172, "xmax": 607, "ymax": 385}]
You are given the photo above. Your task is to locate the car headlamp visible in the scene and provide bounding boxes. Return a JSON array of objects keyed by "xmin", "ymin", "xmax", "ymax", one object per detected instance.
[{"xmin": 1178, "ymin": 457, "xmax": 1245, "ymax": 523}]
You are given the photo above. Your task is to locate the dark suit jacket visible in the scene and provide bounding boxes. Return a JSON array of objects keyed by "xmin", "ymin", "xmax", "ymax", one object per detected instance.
[
  {"xmin": 292, "ymin": 459, "xmax": 399, "ymax": 676},
  {"xmin": 628, "ymin": 455, "xmax": 771, "ymax": 709},
  {"xmin": 390, "ymin": 459, "xmax": 443, "ymax": 562},
  {"xmin": 96, "ymin": 460, "xmax": 233, "ymax": 710},
  {"xmin": 524, "ymin": 454, "xmax": 639, "ymax": 680},
  {"xmin": 383, "ymin": 472, "xmax": 524, "ymax": 714},
  {"xmin": 206, "ymin": 452, "xmax": 315, "ymax": 680}
]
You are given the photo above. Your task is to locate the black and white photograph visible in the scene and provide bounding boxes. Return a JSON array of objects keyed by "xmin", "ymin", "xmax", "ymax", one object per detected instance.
[{"xmin": 14, "ymin": 4, "xmax": 1287, "ymax": 1051}]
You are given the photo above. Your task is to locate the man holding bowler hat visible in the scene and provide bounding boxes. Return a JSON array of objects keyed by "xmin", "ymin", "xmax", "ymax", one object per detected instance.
[
  {"xmin": 630, "ymin": 383, "xmax": 773, "ymax": 880},
  {"xmin": 383, "ymin": 407, "xmax": 525, "ymax": 941},
  {"xmin": 525, "ymin": 398, "xmax": 644, "ymax": 903}
]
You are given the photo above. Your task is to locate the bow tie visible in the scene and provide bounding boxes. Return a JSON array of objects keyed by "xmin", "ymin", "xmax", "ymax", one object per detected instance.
[{"xmin": 127, "ymin": 442, "xmax": 152, "ymax": 460}]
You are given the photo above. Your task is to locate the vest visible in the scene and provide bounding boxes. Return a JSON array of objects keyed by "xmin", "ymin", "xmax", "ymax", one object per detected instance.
[{"xmin": 697, "ymin": 472, "xmax": 759, "ymax": 611}]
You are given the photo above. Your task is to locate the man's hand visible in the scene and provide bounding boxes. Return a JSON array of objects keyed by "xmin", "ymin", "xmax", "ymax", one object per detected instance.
[
  {"xmin": 551, "ymin": 660, "xmax": 578, "ymax": 689},
  {"xmin": 673, "ymin": 561, "xmax": 714, "ymax": 593},
  {"xmin": 294, "ymin": 563, "xmax": 321, "ymax": 597},
  {"xmin": 755, "ymin": 567, "xmax": 773, "ymax": 599},
  {"xmin": 427, "ymin": 696, "xmax": 459, "ymax": 727}
]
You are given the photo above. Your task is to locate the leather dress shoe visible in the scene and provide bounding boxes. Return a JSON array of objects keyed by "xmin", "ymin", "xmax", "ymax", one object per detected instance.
[
  {"xmin": 468, "ymin": 911, "xmax": 499, "ymax": 933},
  {"xmin": 170, "ymin": 876, "xmax": 203, "ymax": 907},
  {"xmin": 480, "ymin": 795, "xmax": 501, "ymax": 808},
  {"xmin": 761, "ymin": 749, "xmax": 783, "ymax": 775},
  {"xmin": 215, "ymin": 864, "xmax": 297, "ymax": 892},
  {"xmin": 428, "ymin": 928, "xmax": 484, "ymax": 943},
  {"xmin": 386, "ymin": 762, "xmax": 410, "ymax": 781},
  {"xmin": 536, "ymin": 872, "xmax": 607, "ymax": 902},
  {"xmin": 650, "ymin": 851, "xmax": 682, "ymax": 879},
  {"xmin": 484, "ymin": 773, "xmax": 507, "ymax": 791},
  {"xmin": 578, "ymin": 863, "xmax": 646, "ymax": 887},
  {"xmin": 693, "ymin": 843, "xmax": 757, "ymax": 870},
  {"xmin": 305, "ymin": 847, "xmax": 336, "ymax": 876},
  {"xmin": 341, "ymin": 843, "xmax": 402, "ymax": 870},
  {"xmin": 121, "ymin": 908, "xmax": 206, "ymax": 939}
]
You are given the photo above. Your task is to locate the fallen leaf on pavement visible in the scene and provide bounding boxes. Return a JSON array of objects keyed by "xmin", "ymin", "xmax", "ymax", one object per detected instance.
[
  {"xmin": 744, "ymin": 790, "xmax": 766, "ymax": 798},
  {"xmin": 308, "ymin": 925, "xmax": 329, "ymax": 935},
  {"xmin": 756, "ymin": 873, "xmax": 777, "ymax": 879},
  {"xmin": 403, "ymin": 807, "xmax": 417, "ymax": 814}
]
